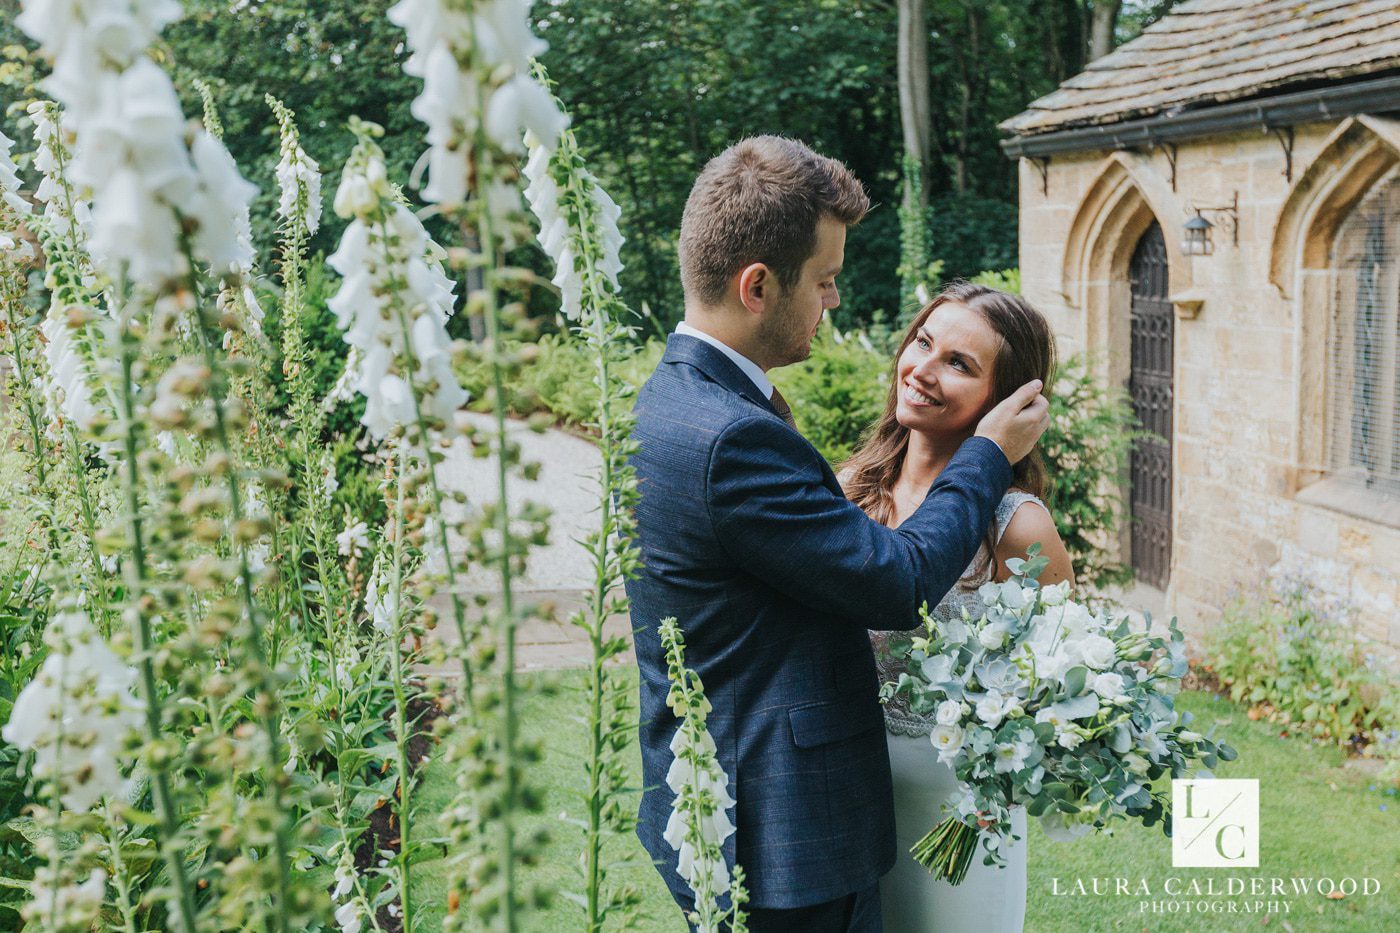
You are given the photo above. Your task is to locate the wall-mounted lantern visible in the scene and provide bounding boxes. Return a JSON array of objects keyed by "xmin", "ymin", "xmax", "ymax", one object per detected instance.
[{"xmin": 1181, "ymin": 192, "xmax": 1239, "ymax": 256}]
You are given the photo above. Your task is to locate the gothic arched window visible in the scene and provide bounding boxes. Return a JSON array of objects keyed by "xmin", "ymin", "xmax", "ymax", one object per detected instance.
[{"xmin": 1329, "ymin": 166, "xmax": 1400, "ymax": 495}]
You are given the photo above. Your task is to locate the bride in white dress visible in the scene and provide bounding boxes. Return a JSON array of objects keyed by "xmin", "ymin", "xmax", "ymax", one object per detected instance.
[{"xmin": 840, "ymin": 283, "xmax": 1075, "ymax": 933}]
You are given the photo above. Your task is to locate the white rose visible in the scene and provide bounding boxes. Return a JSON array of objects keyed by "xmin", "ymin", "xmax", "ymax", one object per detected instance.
[
  {"xmin": 1091, "ymin": 672, "xmax": 1126, "ymax": 699},
  {"xmin": 935, "ymin": 700, "xmax": 963, "ymax": 726},
  {"xmin": 1041, "ymin": 582, "xmax": 1068, "ymax": 606},
  {"xmin": 978, "ymin": 623, "xmax": 1008, "ymax": 651},
  {"xmin": 975, "ymin": 692, "xmax": 1010, "ymax": 728},
  {"xmin": 1078, "ymin": 634, "xmax": 1117, "ymax": 670}
]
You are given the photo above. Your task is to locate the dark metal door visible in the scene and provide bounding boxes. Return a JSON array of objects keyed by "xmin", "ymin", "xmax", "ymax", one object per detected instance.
[{"xmin": 1128, "ymin": 222, "xmax": 1173, "ymax": 589}]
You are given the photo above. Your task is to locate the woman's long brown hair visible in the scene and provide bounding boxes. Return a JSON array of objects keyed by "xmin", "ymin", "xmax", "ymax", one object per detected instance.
[{"xmin": 841, "ymin": 282, "xmax": 1056, "ymax": 582}]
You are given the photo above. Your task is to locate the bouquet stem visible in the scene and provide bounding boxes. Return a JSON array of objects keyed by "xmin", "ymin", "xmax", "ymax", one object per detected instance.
[{"xmin": 910, "ymin": 816, "xmax": 979, "ymax": 885}]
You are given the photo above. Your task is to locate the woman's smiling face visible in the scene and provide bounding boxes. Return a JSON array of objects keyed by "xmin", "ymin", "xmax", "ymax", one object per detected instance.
[{"xmin": 895, "ymin": 300, "xmax": 1002, "ymax": 437}]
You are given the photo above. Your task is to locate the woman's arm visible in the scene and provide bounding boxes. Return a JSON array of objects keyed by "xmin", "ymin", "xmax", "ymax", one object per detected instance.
[{"xmin": 992, "ymin": 500, "xmax": 1075, "ymax": 587}]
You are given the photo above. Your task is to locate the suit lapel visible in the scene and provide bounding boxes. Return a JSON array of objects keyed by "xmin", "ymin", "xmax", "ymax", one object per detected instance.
[{"xmin": 662, "ymin": 333, "xmax": 781, "ymax": 417}]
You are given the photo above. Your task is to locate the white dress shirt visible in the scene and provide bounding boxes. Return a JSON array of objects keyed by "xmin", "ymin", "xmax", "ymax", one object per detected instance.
[{"xmin": 675, "ymin": 321, "xmax": 774, "ymax": 399}]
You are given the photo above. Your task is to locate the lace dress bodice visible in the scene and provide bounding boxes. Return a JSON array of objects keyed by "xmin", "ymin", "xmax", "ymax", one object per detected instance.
[{"xmin": 870, "ymin": 491, "xmax": 1046, "ymax": 737}]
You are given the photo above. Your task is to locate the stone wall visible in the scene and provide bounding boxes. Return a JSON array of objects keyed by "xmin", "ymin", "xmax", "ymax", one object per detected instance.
[{"xmin": 1017, "ymin": 117, "xmax": 1400, "ymax": 657}]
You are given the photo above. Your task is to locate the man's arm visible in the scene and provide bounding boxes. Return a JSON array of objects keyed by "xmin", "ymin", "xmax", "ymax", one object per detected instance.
[{"xmin": 707, "ymin": 416, "xmax": 1011, "ymax": 629}]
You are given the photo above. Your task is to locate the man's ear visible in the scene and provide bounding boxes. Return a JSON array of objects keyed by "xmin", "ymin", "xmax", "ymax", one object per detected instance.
[{"xmin": 736, "ymin": 262, "xmax": 773, "ymax": 316}]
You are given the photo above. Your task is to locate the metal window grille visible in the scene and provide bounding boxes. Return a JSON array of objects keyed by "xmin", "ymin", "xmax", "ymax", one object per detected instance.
[{"xmin": 1329, "ymin": 165, "xmax": 1400, "ymax": 496}]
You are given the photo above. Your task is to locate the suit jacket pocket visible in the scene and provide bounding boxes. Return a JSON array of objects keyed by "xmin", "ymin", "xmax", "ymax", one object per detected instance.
[{"xmin": 788, "ymin": 699, "xmax": 884, "ymax": 749}]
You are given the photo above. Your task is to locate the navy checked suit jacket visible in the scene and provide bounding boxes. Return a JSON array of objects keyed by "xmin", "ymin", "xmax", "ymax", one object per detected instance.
[{"xmin": 626, "ymin": 333, "xmax": 1012, "ymax": 910}]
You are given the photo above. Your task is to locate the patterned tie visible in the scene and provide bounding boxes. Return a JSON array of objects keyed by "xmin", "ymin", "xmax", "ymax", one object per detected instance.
[{"xmin": 769, "ymin": 386, "xmax": 798, "ymax": 431}]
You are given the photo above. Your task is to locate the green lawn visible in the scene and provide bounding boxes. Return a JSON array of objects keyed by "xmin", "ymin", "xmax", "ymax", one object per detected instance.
[{"xmin": 410, "ymin": 671, "xmax": 1399, "ymax": 932}]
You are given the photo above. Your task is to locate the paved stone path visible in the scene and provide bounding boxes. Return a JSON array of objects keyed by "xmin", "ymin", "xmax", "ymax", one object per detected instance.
[
  {"xmin": 423, "ymin": 416, "xmax": 1185, "ymax": 674},
  {"xmin": 424, "ymin": 414, "xmax": 634, "ymax": 673}
]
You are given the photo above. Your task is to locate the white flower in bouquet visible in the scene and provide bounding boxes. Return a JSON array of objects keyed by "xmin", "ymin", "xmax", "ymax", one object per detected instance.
[
  {"xmin": 1040, "ymin": 580, "xmax": 1069, "ymax": 606},
  {"xmin": 2, "ymin": 609, "xmax": 144, "ymax": 812},
  {"xmin": 882, "ymin": 545, "xmax": 1238, "ymax": 884},
  {"xmin": 1074, "ymin": 632, "xmax": 1117, "ymax": 670},
  {"xmin": 974, "ymin": 689, "xmax": 1016, "ymax": 729},
  {"xmin": 934, "ymin": 699, "xmax": 962, "ymax": 726},
  {"xmin": 976, "ymin": 617, "xmax": 1013, "ymax": 650},
  {"xmin": 1091, "ymin": 671, "xmax": 1127, "ymax": 700},
  {"xmin": 930, "ymin": 724, "xmax": 966, "ymax": 764},
  {"xmin": 992, "ymin": 728, "xmax": 1037, "ymax": 774},
  {"xmin": 1056, "ymin": 730, "xmax": 1085, "ymax": 751}
]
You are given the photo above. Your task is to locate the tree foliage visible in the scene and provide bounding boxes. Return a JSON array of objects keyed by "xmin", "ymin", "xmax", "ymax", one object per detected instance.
[{"xmin": 0, "ymin": 0, "xmax": 1183, "ymax": 331}]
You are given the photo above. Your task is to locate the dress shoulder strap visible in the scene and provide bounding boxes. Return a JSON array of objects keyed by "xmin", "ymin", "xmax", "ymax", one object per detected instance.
[{"xmin": 993, "ymin": 490, "xmax": 1047, "ymax": 543}]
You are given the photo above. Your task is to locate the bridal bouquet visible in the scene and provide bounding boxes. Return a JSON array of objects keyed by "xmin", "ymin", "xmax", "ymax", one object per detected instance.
[{"xmin": 882, "ymin": 546, "xmax": 1236, "ymax": 884}]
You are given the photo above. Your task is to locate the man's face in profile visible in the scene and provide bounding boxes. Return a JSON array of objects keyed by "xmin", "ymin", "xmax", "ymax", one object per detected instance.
[{"xmin": 760, "ymin": 216, "xmax": 846, "ymax": 368}]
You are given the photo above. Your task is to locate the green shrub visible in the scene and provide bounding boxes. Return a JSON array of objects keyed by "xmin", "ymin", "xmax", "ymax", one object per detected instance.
[
  {"xmin": 1203, "ymin": 579, "xmax": 1398, "ymax": 785},
  {"xmin": 457, "ymin": 332, "xmax": 665, "ymax": 433},
  {"xmin": 1206, "ymin": 580, "xmax": 1389, "ymax": 741},
  {"xmin": 770, "ymin": 328, "xmax": 888, "ymax": 465},
  {"xmin": 1041, "ymin": 355, "xmax": 1139, "ymax": 590},
  {"xmin": 967, "ymin": 268, "xmax": 1021, "ymax": 294}
]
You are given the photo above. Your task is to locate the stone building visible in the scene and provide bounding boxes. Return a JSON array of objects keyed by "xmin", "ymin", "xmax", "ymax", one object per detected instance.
[{"xmin": 1000, "ymin": 0, "xmax": 1400, "ymax": 653}]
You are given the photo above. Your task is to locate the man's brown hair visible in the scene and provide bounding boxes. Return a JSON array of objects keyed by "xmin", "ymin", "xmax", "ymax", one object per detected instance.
[{"xmin": 679, "ymin": 136, "xmax": 870, "ymax": 306}]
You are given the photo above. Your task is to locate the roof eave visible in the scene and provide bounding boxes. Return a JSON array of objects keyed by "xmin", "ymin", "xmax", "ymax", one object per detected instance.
[{"xmin": 1000, "ymin": 73, "xmax": 1400, "ymax": 160}]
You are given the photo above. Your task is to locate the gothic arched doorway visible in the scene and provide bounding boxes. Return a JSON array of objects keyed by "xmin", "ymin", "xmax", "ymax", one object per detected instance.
[{"xmin": 1128, "ymin": 222, "xmax": 1173, "ymax": 589}]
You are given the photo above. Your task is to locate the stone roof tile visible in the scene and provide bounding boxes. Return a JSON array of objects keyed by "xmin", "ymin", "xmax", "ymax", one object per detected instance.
[{"xmin": 1002, "ymin": 0, "xmax": 1400, "ymax": 136}]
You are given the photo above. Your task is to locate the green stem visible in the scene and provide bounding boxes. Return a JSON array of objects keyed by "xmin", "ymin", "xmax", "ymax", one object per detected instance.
[
  {"xmin": 477, "ymin": 198, "xmax": 521, "ymax": 931},
  {"xmin": 115, "ymin": 329, "xmax": 200, "ymax": 933},
  {"xmin": 582, "ymin": 275, "xmax": 617, "ymax": 932},
  {"xmin": 183, "ymin": 262, "xmax": 293, "ymax": 932},
  {"xmin": 387, "ymin": 445, "xmax": 415, "ymax": 933},
  {"xmin": 102, "ymin": 801, "xmax": 141, "ymax": 933}
]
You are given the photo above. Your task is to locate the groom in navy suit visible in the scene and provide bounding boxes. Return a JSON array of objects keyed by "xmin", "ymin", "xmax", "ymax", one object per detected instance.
[{"xmin": 627, "ymin": 136, "xmax": 1049, "ymax": 931}]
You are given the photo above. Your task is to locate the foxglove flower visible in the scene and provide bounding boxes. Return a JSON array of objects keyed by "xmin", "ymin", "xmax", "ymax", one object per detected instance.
[
  {"xmin": 522, "ymin": 134, "xmax": 625, "ymax": 321},
  {"xmin": 387, "ymin": 0, "xmax": 565, "ymax": 210},
  {"xmin": 2, "ymin": 609, "xmax": 144, "ymax": 812},
  {"xmin": 189, "ymin": 130, "xmax": 258, "ymax": 277},
  {"xmin": 274, "ymin": 123, "xmax": 321, "ymax": 235},
  {"xmin": 337, "ymin": 520, "xmax": 370, "ymax": 559},
  {"xmin": 658, "ymin": 618, "xmax": 739, "ymax": 917},
  {"xmin": 21, "ymin": 866, "xmax": 107, "ymax": 932},
  {"xmin": 327, "ymin": 132, "xmax": 466, "ymax": 442},
  {"xmin": 18, "ymin": 0, "xmax": 261, "ymax": 290},
  {"xmin": 40, "ymin": 307, "xmax": 101, "ymax": 431},
  {"xmin": 0, "ymin": 129, "xmax": 31, "ymax": 225},
  {"xmin": 28, "ymin": 101, "xmax": 94, "ymax": 250}
]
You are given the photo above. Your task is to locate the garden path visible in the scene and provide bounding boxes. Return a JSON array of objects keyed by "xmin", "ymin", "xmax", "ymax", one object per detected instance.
[
  {"xmin": 417, "ymin": 415, "xmax": 1180, "ymax": 674},
  {"xmin": 422, "ymin": 413, "xmax": 636, "ymax": 673}
]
